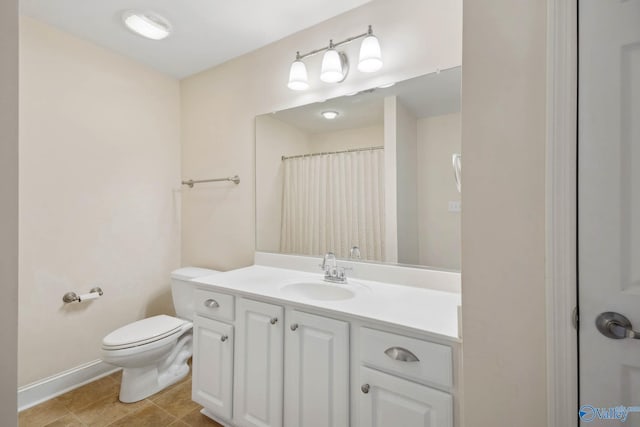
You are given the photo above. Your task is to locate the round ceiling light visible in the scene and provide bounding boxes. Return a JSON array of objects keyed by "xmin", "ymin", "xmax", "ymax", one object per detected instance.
[
  {"xmin": 321, "ymin": 111, "xmax": 339, "ymax": 120},
  {"xmin": 122, "ymin": 10, "xmax": 172, "ymax": 41}
]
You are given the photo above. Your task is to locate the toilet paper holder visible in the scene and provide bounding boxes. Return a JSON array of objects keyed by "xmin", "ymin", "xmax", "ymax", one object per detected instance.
[{"xmin": 62, "ymin": 287, "xmax": 103, "ymax": 303}]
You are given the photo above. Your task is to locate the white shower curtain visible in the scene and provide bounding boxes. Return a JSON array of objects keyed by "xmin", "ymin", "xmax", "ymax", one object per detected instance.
[{"xmin": 280, "ymin": 149, "xmax": 385, "ymax": 261}]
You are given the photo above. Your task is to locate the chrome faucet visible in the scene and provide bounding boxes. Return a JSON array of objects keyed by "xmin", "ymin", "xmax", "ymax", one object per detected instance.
[{"xmin": 321, "ymin": 252, "xmax": 347, "ymax": 283}]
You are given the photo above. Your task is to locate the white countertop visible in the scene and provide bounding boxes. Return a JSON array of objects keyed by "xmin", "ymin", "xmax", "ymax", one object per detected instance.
[{"xmin": 192, "ymin": 265, "xmax": 461, "ymax": 342}]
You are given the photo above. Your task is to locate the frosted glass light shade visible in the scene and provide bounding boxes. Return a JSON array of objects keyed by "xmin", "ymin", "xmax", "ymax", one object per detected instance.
[
  {"xmin": 287, "ymin": 60, "xmax": 309, "ymax": 91},
  {"xmin": 123, "ymin": 11, "xmax": 171, "ymax": 40},
  {"xmin": 358, "ymin": 35, "xmax": 383, "ymax": 73},
  {"xmin": 320, "ymin": 49, "xmax": 345, "ymax": 83}
]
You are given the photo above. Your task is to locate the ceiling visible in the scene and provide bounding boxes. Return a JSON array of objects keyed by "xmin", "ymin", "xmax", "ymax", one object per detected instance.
[
  {"xmin": 270, "ymin": 66, "xmax": 462, "ymax": 133},
  {"xmin": 20, "ymin": 0, "xmax": 373, "ymax": 79}
]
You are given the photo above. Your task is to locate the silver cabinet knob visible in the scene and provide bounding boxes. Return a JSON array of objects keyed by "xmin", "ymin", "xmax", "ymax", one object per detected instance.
[
  {"xmin": 596, "ymin": 312, "xmax": 640, "ymax": 339},
  {"xmin": 204, "ymin": 299, "xmax": 219, "ymax": 309},
  {"xmin": 290, "ymin": 323, "xmax": 299, "ymax": 331},
  {"xmin": 361, "ymin": 384, "xmax": 370, "ymax": 394},
  {"xmin": 270, "ymin": 317, "xmax": 278, "ymax": 325},
  {"xmin": 220, "ymin": 335, "xmax": 228, "ymax": 342}
]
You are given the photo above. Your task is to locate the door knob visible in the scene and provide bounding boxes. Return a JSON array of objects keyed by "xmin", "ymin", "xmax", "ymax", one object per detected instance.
[
  {"xmin": 290, "ymin": 323, "xmax": 299, "ymax": 331},
  {"xmin": 596, "ymin": 312, "xmax": 640, "ymax": 339},
  {"xmin": 361, "ymin": 384, "xmax": 370, "ymax": 394}
]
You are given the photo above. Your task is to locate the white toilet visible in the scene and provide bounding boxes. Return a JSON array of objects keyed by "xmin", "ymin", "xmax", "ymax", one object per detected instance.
[{"xmin": 101, "ymin": 267, "xmax": 217, "ymax": 403}]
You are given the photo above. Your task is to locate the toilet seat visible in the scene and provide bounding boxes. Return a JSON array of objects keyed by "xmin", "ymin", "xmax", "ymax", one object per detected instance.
[{"xmin": 102, "ymin": 315, "xmax": 190, "ymax": 351}]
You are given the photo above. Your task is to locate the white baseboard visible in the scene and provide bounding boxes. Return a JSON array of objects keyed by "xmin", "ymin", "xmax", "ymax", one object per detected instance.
[{"xmin": 18, "ymin": 360, "xmax": 120, "ymax": 412}]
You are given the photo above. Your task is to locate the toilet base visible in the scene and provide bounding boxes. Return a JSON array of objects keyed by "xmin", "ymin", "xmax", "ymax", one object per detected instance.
[
  {"xmin": 118, "ymin": 334, "xmax": 193, "ymax": 403},
  {"xmin": 118, "ymin": 361, "xmax": 190, "ymax": 403}
]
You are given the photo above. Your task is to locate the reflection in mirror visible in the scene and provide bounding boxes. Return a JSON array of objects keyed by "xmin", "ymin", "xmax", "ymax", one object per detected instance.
[{"xmin": 256, "ymin": 66, "xmax": 461, "ymax": 271}]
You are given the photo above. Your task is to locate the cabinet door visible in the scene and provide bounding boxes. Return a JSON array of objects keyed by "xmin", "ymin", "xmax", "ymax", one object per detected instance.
[
  {"xmin": 192, "ymin": 315, "xmax": 234, "ymax": 421},
  {"xmin": 358, "ymin": 366, "xmax": 453, "ymax": 427},
  {"xmin": 284, "ymin": 310, "xmax": 349, "ymax": 427},
  {"xmin": 234, "ymin": 299, "xmax": 284, "ymax": 427}
]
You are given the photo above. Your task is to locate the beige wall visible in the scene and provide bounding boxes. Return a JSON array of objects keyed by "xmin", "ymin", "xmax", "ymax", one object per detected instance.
[
  {"xmin": 18, "ymin": 17, "xmax": 182, "ymax": 386},
  {"xmin": 0, "ymin": 0, "xmax": 19, "ymax": 423},
  {"xmin": 461, "ymin": 0, "xmax": 547, "ymax": 426},
  {"xmin": 383, "ymin": 97, "xmax": 399, "ymax": 263},
  {"xmin": 308, "ymin": 125, "xmax": 383, "ymax": 153},
  {"xmin": 181, "ymin": 0, "xmax": 462, "ymax": 269},
  {"xmin": 255, "ymin": 115, "xmax": 310, "ymax": 252},
  {"xmin": 418, "ymin": 112, "xmax": 461, "ymax": 270},
  {"xmin": 395, "ymin": 100, "xmax": 419, "ymax": 265}
]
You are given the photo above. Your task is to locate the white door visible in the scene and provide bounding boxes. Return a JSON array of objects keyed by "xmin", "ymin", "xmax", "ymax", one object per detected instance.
[
  {"xmin": 192, "ymin": 315, "xmax": 234, "ymax": 420},
  {"xmin": 284, "ymin": 310, "xmax": 349, "ymax": 427},
  {"xmin": 579, "ymin": 0, "xmax": 640, "ymax": 424},
  {"xmin": 234, "ymin": 298, "xmax": 284, "ymax": 427},
  {"xmin": 358, "ymin": 367, "xmax": 452, "ymax": 427}
]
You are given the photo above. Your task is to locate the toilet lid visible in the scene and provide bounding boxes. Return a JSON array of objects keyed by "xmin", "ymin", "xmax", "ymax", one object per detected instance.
[{"xmin": 102, "ymin": 315, "xmax": 188, "ymax": 350}]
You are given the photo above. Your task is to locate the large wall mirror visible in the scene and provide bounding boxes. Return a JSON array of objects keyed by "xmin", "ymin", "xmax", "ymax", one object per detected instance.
[{"xmin": 256, "ymin": 66, "xmax": 461, "ymax": 271}]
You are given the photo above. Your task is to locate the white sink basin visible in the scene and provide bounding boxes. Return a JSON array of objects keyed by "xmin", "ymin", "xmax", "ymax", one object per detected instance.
[{"xmin": 280, "ymin": 281, "xmax": 355, "ymax": 301}]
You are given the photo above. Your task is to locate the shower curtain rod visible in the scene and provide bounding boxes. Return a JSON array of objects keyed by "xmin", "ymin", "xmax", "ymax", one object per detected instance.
[{"xmin": 281, "ymin": 146, "xmax": 384, "ymax": 161}]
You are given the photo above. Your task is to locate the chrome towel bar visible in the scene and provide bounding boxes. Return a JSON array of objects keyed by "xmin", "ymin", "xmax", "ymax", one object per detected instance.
[{"xmin": 182, "ymin": 175, "xmax": 240, "ymax": 188}]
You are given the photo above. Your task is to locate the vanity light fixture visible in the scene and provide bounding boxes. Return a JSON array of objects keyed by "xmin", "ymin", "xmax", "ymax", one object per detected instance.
[
  {"xmin": 321, "ymin": 111, "xmax": 339, "ymax": 120},
  {"xmin": 320, "ymin": 42, "xmax": 349, "ymax": 83},
  {"xmin": 358, "ymin": 29, "xmax": 383, "ymax": 73},
  {"xmin": 122, "ymin": 10, "xmax": 172, "ymax": 41},
  {"xmin": 287, "ymin": 25, "xmax": 383, "ymax": 90},
  {"xmin": 287, "ymin": 53, "xmax": 310, "ymax": 91}
]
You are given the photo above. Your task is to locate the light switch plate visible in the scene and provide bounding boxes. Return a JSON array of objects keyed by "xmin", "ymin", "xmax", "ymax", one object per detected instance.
[{"xmin": 448, "ymin": 201, "xmax": 461, "ymax": 213}]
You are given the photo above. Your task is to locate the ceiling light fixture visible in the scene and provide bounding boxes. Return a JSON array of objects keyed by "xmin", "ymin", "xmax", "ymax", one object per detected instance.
[
  {"xmin": 321, "ymin": 111, "xmax": 339, "ymax": 120},
  {"xmin": 287, "ymin": 25, "xmax": 383, "ymax": 91},
  {"xmin": 122, "ymin": 10, "xmax": 172, "ymax": 41}
]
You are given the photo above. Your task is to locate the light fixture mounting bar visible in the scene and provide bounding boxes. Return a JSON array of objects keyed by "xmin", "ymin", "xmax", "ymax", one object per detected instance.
[{"xmin": 297, "ymin": 25, "xmax": 373, "ymax": 60}]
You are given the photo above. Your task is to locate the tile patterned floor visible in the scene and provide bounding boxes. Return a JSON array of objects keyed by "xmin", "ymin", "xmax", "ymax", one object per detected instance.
[{"xmin": 19, "ymin": 370, "xmax": 223, "ymax": 427}]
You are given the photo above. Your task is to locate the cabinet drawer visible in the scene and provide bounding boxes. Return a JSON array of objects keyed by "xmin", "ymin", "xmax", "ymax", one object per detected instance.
[
  {"xmin": 194, "ymin": 288, "xmax": 234, "ymax": 321},
  {"xmin": 360, "ymin": 327, "xmax": 452, "ymax": 389}
]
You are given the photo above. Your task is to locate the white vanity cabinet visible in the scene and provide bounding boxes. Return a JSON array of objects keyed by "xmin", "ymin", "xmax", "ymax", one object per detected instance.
[
  {"xmin": 233, "ymin": 299, "xmax": 284, "ymax": 427},
  {"xmin": 192, "ymin": 314, "xmax": 234, "ymax": 420},
  {"xmin": 190, "ymin": 281, "xmax": 459, "ymax": 427},
  {"xmin": 284, "ymin": 310, "xmax": 350, "ymax": 427}
]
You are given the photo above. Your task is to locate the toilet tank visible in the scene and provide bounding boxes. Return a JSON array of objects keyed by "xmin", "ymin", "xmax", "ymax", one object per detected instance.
[{"xmin": 171, "ymin": 267, "xmax": 219, "ymax": 321}]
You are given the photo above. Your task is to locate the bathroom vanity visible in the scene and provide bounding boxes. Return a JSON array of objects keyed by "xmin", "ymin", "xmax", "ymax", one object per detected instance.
[
  {"xmin": 189, "ymin": 254, "xmax": 461, "ymax": 427},
  {"xmin": 191, "ymin": 66, "xmax": 464, "ymax": 427}
]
